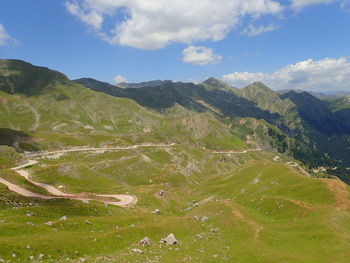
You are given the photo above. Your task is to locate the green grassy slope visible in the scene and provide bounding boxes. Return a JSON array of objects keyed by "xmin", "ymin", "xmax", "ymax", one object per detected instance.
[
  {"xmin": 1, "ymin": 60, "xmax": 350, "ymax": 262},
  {"xmin": 0, "ymin": 149, "xmax": 350, "ymax": 262},
  {"xmin": 0, "ymin": 60, "xmax": 246, "ymax": 152}
]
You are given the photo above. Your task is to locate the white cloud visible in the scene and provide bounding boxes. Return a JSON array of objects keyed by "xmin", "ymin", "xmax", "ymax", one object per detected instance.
[
  {"xmin": 291, "ymin": 0, "xmax": 334, "ymax": 9},
  {"xmin": 242, "ymin": 23, "xmax": 278, "ymax": 36},
  {"xmin": 223, "ymin": 57, "xmax": 350, "ymax": 91},
  {"xmin": 114, "ymin": 75, "xmax": 128, "ymax": 84},
  {"xmin": 0, "ymin": 24, "xmax": 16, "ymax": 46},
  {"xmin": 65, "ymin": 0, "xmax": 283, "ymax": 49},
  {"xmin": 183, "ymin": 46, "xmax": 222, "ymax": 66},
  {"xmin": 65, "ymin": 2, "xmax": 103, "ymax": 30},
  {"xmin": 187, "ymin": 78, "xmax": 200, "ymax": 84}
]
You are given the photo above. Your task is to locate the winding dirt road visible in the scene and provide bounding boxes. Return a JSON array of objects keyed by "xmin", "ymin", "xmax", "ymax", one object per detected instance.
[
  {"xmin": 0, "ymin": 160, "xmax": 138, "ymax": 207},
  {"xmin": 0, "ymin": 143, "xmax": 262, "ymax": 207},
  {"xmin": 26, "ymin": 143, "xmax": 176, "ymax": 158},
  {"xmin": 207, "ymin": 148, "xmax": 262, "ymax": 154},
  {"xmin": 0, "ymin": 143, "xmax": 176, "ymax": 207}
]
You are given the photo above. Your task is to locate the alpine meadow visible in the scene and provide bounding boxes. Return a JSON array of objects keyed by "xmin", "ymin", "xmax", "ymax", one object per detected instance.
[{"xmin": 1, "ymin": 1, "xmax": 350, "ymax": 262}]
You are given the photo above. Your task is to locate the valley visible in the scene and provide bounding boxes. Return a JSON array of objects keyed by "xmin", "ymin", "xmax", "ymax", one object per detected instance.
[{"xmin": 0, "ymin": 59, "xmax": 350, "ymax": 262}]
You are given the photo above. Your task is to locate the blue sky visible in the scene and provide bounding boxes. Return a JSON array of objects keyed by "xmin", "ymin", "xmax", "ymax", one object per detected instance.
[{"xmin": 0, "ymin": 0, "xmax": 350, "ymax": 91}]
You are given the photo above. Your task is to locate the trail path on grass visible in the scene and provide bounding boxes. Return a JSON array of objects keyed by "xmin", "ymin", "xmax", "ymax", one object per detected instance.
[
  {"xmin": 26, "ymin": 143, "xmax": 176, "ymax": 157},
  {"xmin": 0, "ymin": 143, "xmax": 176, "ymax": 207},
  {"xmin": 206, "ymin": 148, "xmax": 262, "ymax": 154},
  {"xmin": 0, "ymin": 144, "xmax": 268, "ymax": 207}
]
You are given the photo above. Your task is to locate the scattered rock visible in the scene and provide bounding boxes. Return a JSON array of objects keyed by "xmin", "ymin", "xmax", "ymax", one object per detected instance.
[
  {"xmin": 59, "ymin": 216, "xmax": 68, "ymax": 221},
  {"xmin": 45, "ymin": 221, "xmax": 53, "ymax": 226},
  {"xmin": 195, "ymin": 234, "xmax": 203, "ymax": 239},
  {"xmin": 160, "ymin": 233, "xmax": 178, "ymax": 245},
  {"xmin": 131, "ymin": 248, "xmax": 143, "ymax": 254},
  {"xmin": 79, "ymin": 257, "xmax": 87, "ymax": 262},
  {"xmin": 27, "ymin": 245, "xmax": 31, "ymax": 249},
  {"xmin": 85, "ymin": 220, "xmax": 93, "ymax": 225},
  {"xmin": 159, "ymin": 190, "xmax": 166, "ymax": 196},
  {"xmin": 201, "ymin": 216, "xmax": 209, "ymax": 222},
  {"xmin": 152, "ymin": 209, "xmax": 161, "ymax": 215},
  {"xmin": 140, "ymin": 237, "xmax": 152, "ymax": 246}
]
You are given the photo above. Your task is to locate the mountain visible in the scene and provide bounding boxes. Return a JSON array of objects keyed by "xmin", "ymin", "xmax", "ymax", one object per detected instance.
[
  {"xmin": 76, "ymin": 77, "xmax": 279, "ymax": 121},
  {"xmin": 2, "ymin": 60, "xmax": 350, "ymax": 262},
  {"xmin": 118, "ymin": 80, "xmax": 173, "ymax": 89},
  {"xmin": 281, "ymin": 90, "xmax": 350, "ymax": 135},
  {"xmin": 0, "ymin": 59, "xmax": 70, "ymax": 96},
  {"xmin": 76, "ymin": 76, "xmax": 350, "ymax": 181},
  {"xmin": 0, "ymin": 61, "xmax": 251, "ymax": 153}
]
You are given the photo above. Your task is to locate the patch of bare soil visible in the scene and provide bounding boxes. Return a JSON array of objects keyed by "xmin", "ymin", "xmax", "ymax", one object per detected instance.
[{"xmin": 323, "ymin": 178, "xmax": 350, "ymax": 210}]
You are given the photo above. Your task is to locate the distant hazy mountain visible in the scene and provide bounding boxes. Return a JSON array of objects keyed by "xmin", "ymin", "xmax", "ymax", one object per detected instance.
[
  {"xmin": 278, "ymin": 89, "xmax": 350, "ymax": 99},
  {"xmin": 117, "ymin": 80, "xmax": 173, "ymax": 89}
]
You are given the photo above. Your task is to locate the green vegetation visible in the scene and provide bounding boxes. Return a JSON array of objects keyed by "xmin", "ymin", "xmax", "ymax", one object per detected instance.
[
  {"xmin": 1, "ymin": 59, "xmax": 350, "ymax": 262},
  {"xmin": 0, "ymin": 146, "xmax": 22, "ymax": 168}
]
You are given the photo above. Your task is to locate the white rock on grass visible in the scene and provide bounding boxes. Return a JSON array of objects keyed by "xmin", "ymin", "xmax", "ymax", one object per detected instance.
[
  {"xmin": 160, "ymin": 233, "xmax": 178, "ymax": 245},
  {"xmin": 201, "ymin": 216, "xmax": 209, "ymax": 222},
  {"xmin": 152, "ymin": 209, "xmax": 161, "ymax": 215},
  {"xmin": 131, "ymin": 248, "xmax": 143, "ymax": 254},
  {"xmin": 140, "ymin": 237, "xmax": 152, "ymax": 246},
  {"xmin": 45, "ymin": 221, "xmax": 53, "ymax": 226},
  {"xmin": 59, "ymin": 216, "xmax": 67, "ymax": 221}
]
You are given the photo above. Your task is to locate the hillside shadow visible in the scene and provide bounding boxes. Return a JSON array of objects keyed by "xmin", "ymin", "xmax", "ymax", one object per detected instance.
[
  {"xmin": 0, "ymin": 59, "xmax": 69, "ymax": 96},
  {"xmin": 76, "ymin": 78, "xmax": 280, "ymax": 123},
  {"xmin": 281, "ymin": 91, "xmax": 350, "ymax": 135},
  {"xmin": 0, "ymin": 128, "xmax": 39, "ymax": 152}
]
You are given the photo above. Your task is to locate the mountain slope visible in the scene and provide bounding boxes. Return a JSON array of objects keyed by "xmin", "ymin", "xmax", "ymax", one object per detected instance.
[
  {"xmin": 1, "ymin": 60, "xmax": 350, "ymax": 262},
  {"xmin": 76, "ymin": 77, "xmax": 350, "ymax": 181}
]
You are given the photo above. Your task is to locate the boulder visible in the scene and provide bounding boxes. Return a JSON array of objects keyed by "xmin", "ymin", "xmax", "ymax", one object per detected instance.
[
  {"xmin": 140, "ymin": 237, "xmax": 152, "ymax": 246},
  {"xmin": 201, "ymin": 216, "xmax": 209, "ymax": 222},
  {"xmin": 160, "ymin": 233, "xmax": 178, "ymax": 245},
  {"xmin": 59, "ymin": 216, "xmax": 67, "ymax": 221},
  {"xmin": 152, "ymin": 209, "xmax": 161, "ymax": 215}
]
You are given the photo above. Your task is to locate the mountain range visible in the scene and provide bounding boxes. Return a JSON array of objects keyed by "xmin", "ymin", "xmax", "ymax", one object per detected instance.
[{"xmin": 1, "ymin": 59, "xmax": 350, "ymax": 262}]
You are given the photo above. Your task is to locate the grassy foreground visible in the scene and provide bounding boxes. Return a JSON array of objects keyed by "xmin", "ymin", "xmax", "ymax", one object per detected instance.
[{"xmin": 1, "ymin": 147, "xmax": 350, "ymax": 263}]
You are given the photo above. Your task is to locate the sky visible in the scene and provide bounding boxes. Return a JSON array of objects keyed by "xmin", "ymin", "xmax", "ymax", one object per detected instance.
[{"xmin": 0, "ymin": 0, "xmax": 350, "ymax": 92}]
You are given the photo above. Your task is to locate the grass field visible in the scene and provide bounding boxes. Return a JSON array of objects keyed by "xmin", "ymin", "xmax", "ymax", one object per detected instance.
[{"xmin": 1, "ymin": 146, "xmax": 350, "ymax": 263}]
